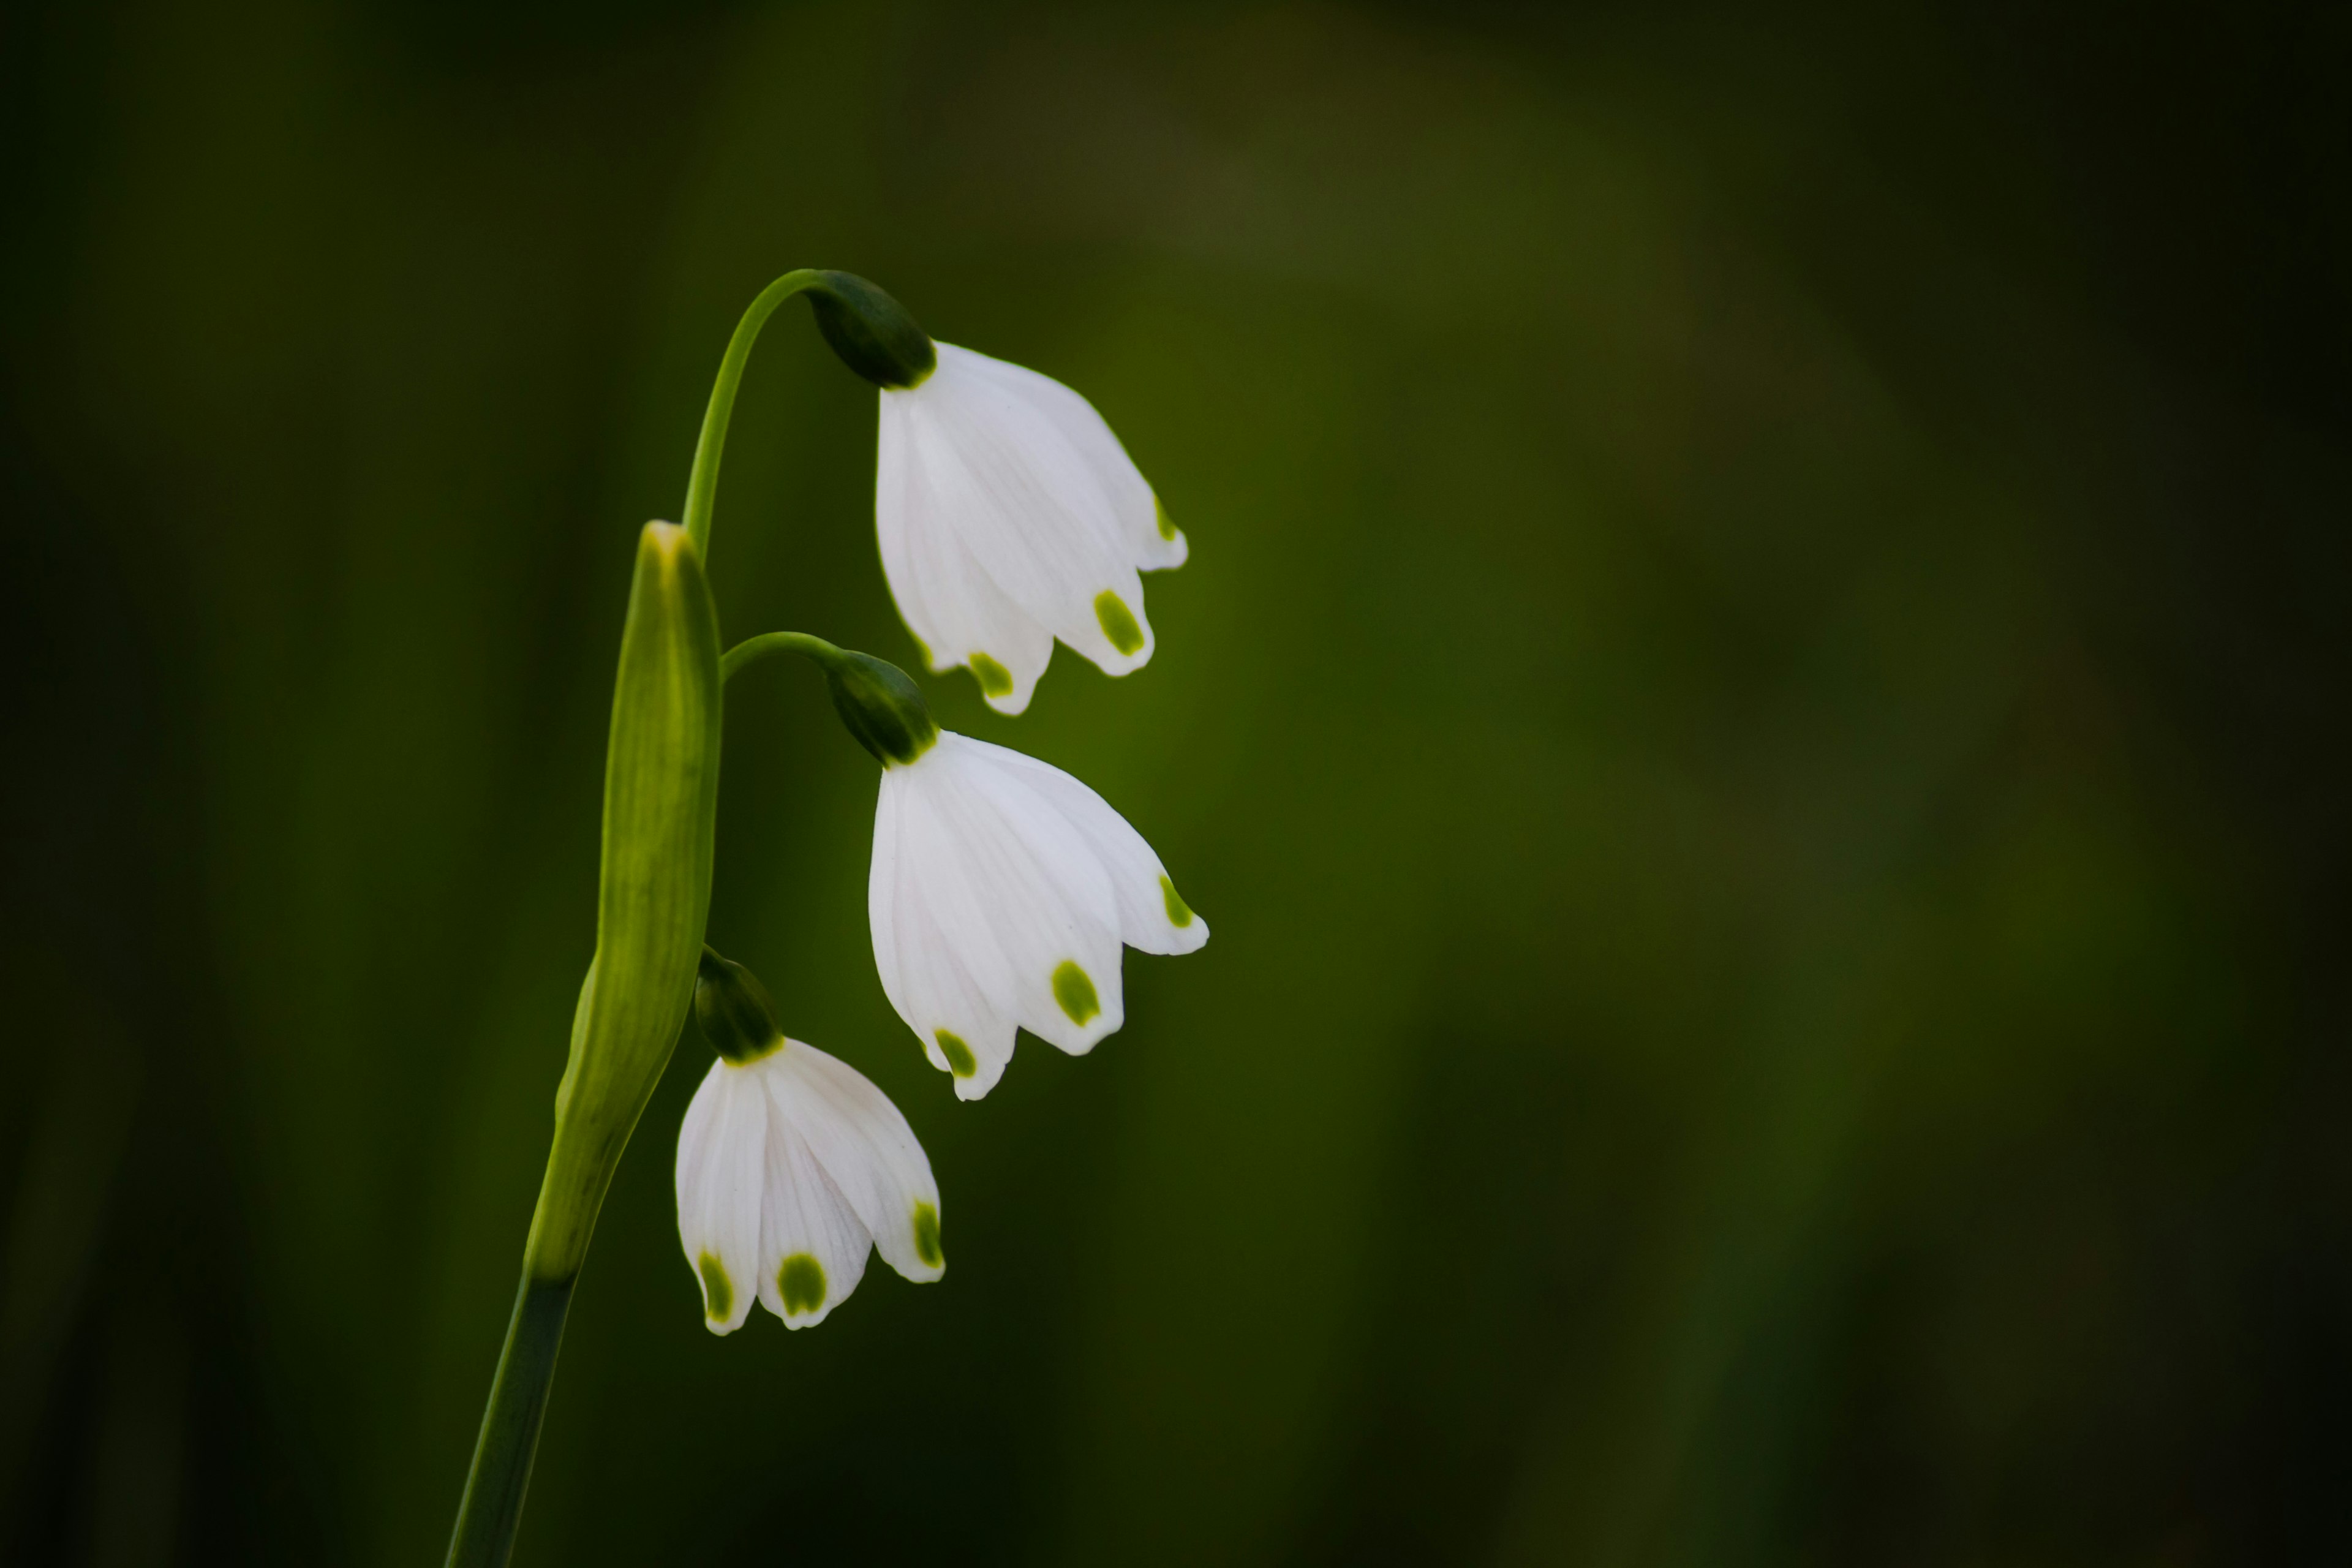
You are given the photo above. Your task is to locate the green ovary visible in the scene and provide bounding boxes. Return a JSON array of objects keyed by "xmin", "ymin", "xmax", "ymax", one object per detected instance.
[
  {"xmin": 1052, "ymin": 960, "xmax": 1101, "ymax": 1025},
  {"xmin": 968, "ymin": 652, "xmax": 1014, "ymax": 697},
  {"xmin": 1160, "ymin": 875, "xmax": 1194, "ymax": 927},
  {"xmin": 912, "ymin": 1202, "xmax": 943, "ymax": 1269},
  {"xmin": 778, "ymin": 1253, "xmax": 827, "ymax": 1316},
  {"xmin": 698, "ymin": 1253, "xmax": 733, "ymax": 1322},
  {"xmin": 1093, "ymin": 592, "xmax": 1145, "ymax": 657},
  {"xmin": 935, "ymin": 1030, "xmax": 977, "ymax": 1078}
]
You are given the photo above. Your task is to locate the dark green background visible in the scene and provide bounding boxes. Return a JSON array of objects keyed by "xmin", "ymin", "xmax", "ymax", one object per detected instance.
[{"xmin": 4, "ymin": 2, "xmax": 2346, "ymax": 1563}]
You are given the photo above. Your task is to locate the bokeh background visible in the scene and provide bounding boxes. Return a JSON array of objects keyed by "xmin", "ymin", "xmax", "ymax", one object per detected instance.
[{"xmin": 4, "ymin": 1, "xmax": 2348, "ymax": 1562}]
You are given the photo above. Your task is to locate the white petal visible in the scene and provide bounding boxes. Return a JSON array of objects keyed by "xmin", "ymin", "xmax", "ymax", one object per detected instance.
[
  {"xmin": 876, "ymin": 344, "xmax": 1159, "ymax": 690},
  {"xmin": 914, "ymin": 736, "xmax": 1126, "ymax": 1057},
  {"xmin": 900, "ymin": 369, "xmax": 1130, "ymax": 650},
  {"xmin": 895, "ymin": 882, "xmax": 1020, "ymax": 1099},
  {"xmin": 769, "ymin": 1041, "xmax": 945, "ymax": 1283},
  {"xmin": 954, "ymin": 346, "xmax": 1188, "ymax": 573},
  {"xmin": 865, "ymin": 734, "xmax": 1215, "ymax": 1098},
  {"xmin": 971, "ymin": 741, "xmax": 1210, "ymax": 956},
  {"xmin": 872, "ymin": 767, "xmax": 1020, "ymax": 1098},
  {"xmin": 878, "ymin": 391, "xmax": 1055, "ymax": 714},
  {"xmin": 1039, "ymin": 559, "xmax": 1157, "ymax": 684},
  {"xmin": 868, "ymin": 771, "xmax": 905, "ymax": 1005},
  {"xmin": 751, "ymin": 1092, "xmax": 870, "ymax": 1330},
  {"xmin": 674, "ymin": 1060, "xmax": 767, "ymax": 1335}
]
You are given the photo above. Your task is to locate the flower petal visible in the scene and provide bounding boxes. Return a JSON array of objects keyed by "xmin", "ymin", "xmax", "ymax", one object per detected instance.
[
  {"xmin": 954, "ymin": 346, "xmax": 1187, "ymax": 573},
  {"xmin": 872, "ymin": 767, "xmax": 1020, "ymax": 1098},
  {"xmin": 919, "ymin": 736, "xmax": 1126, "ymax": 1057},
  {"xmin": 769, "ymin": 1041, "xmax": 945, "ymax": 1284},
  {"xmin": 865, "ymin": 733, "xmax": 1209, "ymax": 1098},
  {"xmin": 734, "ymin": 1058, "xmax": 869, "ymax": 1330},
  {"xmin": 674, "ymin": 1060, "xmax": 767, "ymax": 1334},
  {"xmin": 878, "ymin": 392, "xmax": 1055, "ymax": 714},
  {"xmin": 881, "ymin": 344, "xmax": 1155, "ymax": 684},
  {"xmin": 1049, "ymin": 565, "xmax": 1157, "ymax": 682},
  {"xmin": 974, "ymin": 741, "xmax": 1210, "ymax": 956}
]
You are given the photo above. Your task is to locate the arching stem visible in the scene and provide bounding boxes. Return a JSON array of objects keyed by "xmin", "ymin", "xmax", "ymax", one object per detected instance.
[
  {"xmin": 720, "ymin": 629, "xmax": 844, "ymax": 682},
  {"xmin": 680, "ymin": 270, "xmax": 824, "ymax": 559}
]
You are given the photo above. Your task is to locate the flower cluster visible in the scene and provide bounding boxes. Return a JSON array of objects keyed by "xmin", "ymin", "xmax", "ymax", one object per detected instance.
[
  {"xmin": 676, "ymin": 279, "xmax": 1206, "ymax": 1334},
  {"xmin": 442, "ymin": 274, "xmax": 1212, "ymax": 1564}
]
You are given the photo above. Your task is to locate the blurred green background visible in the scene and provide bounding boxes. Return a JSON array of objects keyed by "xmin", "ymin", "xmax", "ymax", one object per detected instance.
[{"xmin": 4, "ymin": 1, "xmax": 2348, "ymax": 1563}]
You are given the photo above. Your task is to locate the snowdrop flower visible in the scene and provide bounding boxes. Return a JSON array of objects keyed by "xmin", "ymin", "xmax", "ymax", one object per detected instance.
[
  {"xmin": 718, "ymin": 636, "xmax": 1208, "ymax": 1101},
  {"xmin": 676, "ymin": 949, "xmax": 943, "ymax": 1333},
  {"xmin": 871, "ymin": 731, "xmax": 1207, "ymax": 1101},
  {"xmin": 876, "ymin": 342, "xmax": 1189, "ymax": 716}
]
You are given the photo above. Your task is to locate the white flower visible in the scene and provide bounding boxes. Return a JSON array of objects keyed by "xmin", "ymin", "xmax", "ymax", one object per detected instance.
[
  {"xmin": 674, "ymin": 1038, "xmax": 943, "ymax": 1333},
  {"xmin": 869, "ymin": 731, "xmax": 1208, "ymax": 1100},
  {"xmin": 876, "ymin": 342, "xmax": 1188, "ymax": 716}
]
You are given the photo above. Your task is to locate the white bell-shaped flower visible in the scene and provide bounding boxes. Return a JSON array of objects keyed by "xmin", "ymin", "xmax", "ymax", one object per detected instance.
[
  {"xmin": 876, "ymin": 342, "xmax": 1188, "ymax": 716},
  {"xmin": 869, "ymin": 731, "xmax": 1208, "ymax": 1100},
  {"xmin": 674, "ymin": 1037, "xmax": 943, "ymax": 1333}
]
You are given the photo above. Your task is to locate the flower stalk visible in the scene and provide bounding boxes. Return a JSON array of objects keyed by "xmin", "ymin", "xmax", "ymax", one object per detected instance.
[
  {"xmin": 682, "ymin": 270, "xmax": 932, "ymax": 559},
  {"xmin": 445, "ymin": 521, "xmax": 722, "ymax": 1568}
]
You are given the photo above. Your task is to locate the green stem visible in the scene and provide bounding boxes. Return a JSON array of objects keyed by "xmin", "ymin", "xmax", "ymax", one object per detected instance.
[
  {"xmin": 680, "ymin": 270, "xmax": 825, "ymax": 559},
  {"xmin": 721, "ymin": 629, "xmax": 842, "ymax": 682},
  {"xmin": 443, "ymin": 1271, "xmax": 576, "ymax": 1568},
  {"xmin": 445, "ymin": 521, "xmax": 722, "ymax": 1566}
]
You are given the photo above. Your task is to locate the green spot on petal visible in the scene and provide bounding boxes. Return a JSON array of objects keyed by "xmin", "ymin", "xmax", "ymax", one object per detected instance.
[
  {"xmin": 968, "ymin": 652, "xmax": 1013, "ymax": 698},
  {"xmin": 1052, "ymin": 960, "xmax": 1101, "ymax": 1025},
  {"xmin": 1094, "ymin": 591, "xmax": 1145, "ymax": 657},
  {"xmin": 698, "ymin": 1253, "xmax": 733, "ymax": 1322},
  {"xmin": 912, "ymin": 1202, "xmax": 943, "ymax": 1268},
  {"xmin": 935, "ymin": 1030, "xmax": 977, "ymax": 1078},
  {"xmin": 1160, "ymin": 875, "xmax": 1194, "ymax": 928},
  {"xmin": 778, "ymin": 1253, "xmax": 826, "ymax": 1316},
  {"xmin": 1154, "ymin": 497, "xmax": 1177, "ymax": 541}
]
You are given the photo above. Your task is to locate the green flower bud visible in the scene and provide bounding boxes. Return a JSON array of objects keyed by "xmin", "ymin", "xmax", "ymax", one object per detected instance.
[
  {"xmin": 823, "ymin": 649, "xmax": 938, "ymax": 767},
  {"xmin": 529, "ymin": 521, "xmax": 723, "ymax": 1281},
  {"xmin": 722, "ymin": 631, "xmax": 938, "ymax": 767},
  {"xmin": 806, "ymin": 271, "xmax": 935, "ymax": 390},
  {"xmin": 694, "ymin": 948, "xmax": 785, "ymax": 1064}
]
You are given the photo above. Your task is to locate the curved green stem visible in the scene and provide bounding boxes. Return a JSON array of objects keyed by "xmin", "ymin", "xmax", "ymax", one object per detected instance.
[
  {"xmin": 721, "ymin": 629, "xmax": 842, "ymax": 682},
  {"xmin": 680, "ymin": 270, "xmax": 824, "ymax": 559}
]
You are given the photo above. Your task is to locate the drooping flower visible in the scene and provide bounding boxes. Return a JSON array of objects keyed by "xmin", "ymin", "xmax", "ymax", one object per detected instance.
[
  {"xmin": 869, "ymin": 731, "xmax": 1208, "ymax": 1099},
  {"xmin": 875, "ymin": 342, "xmax": 1188, "ymax": 716},
  {"xmin": 676, "ymin": 951, "xmax": 943, "ymax": 1333}
]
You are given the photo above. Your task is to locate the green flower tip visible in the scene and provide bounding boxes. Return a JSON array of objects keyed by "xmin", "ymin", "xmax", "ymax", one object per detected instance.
[
  {"xmin": 694, "ymin": 948, "xmax": 785, "ymax": 1063},
  {"xmin": 699, "ymin": 1253, "xmax": 733, "ymax": 1322},
  {"xmin": 1094, "ymin": 591, "xmax": 1145, "ymax": 657},
  {"xmin": 968, "ymin": 652, "xmax": 1014, "ymax": 698},
  {"xmin": 1051, "ymin": 960, "xmax": 1100, "ymax": 1026},
  {"xmin": 912, "ymin": 1202, "xmax": 943, "ymax": 1270},
  {"xmin": 934, "ymin": 1030, "xmax": 978, "ymax": 1079},
  {"xmin": 808, "ymin": 271, "xmax": 936, "ymax": 390},
  {"xmin": 778, "ymin": 1253, "xmax": 827, "ymax": 1316}
]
